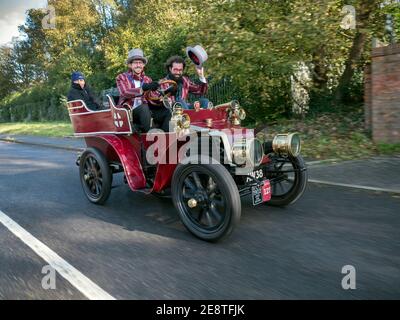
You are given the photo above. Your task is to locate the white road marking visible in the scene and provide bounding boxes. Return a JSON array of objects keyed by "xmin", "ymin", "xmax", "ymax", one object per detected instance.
[
  {"xmin": 0, "ymin": 210, "xmax": 116, "ymax": 300},
  {"xmin": 306, "ymin": 159, "xmax": 340, "ymax": 166},
  {"xmin": 308, "ymin": 179, "xmax": 400, "ymax": 194},
  {"xmin": 0, "ymin": 137, "xmax": 83, "ymax": 152}
]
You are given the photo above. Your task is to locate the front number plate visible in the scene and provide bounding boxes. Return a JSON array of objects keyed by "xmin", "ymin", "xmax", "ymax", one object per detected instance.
[
  {"xmin": 246, "ymin": 169, "xmax": 264, "ymax": 183},
  {"xmin": 252, "ymin": 180, "xmax": 271, "ymax": 206}
]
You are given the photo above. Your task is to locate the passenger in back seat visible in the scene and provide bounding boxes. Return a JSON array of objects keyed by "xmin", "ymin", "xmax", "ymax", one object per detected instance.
[{"xmin": 67, "ymin": 72, "xmax": 103, "ymax": 111}]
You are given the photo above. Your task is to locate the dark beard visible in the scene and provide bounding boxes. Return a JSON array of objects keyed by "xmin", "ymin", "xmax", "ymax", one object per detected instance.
[{"xmin": 168, "ymin": 73, "xmax": 183, "ymax": 84}]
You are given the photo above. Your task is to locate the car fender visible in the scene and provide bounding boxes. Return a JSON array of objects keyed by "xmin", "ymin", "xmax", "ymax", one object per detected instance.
[{"xmin": 85, "ymin": 135, "xmax": 146, "ymax": 190}]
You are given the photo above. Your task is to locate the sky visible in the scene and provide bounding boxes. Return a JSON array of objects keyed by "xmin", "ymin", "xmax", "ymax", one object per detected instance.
[{"xmin": 0, "ymin": 0, "xmax": 48, "ymax": 45}]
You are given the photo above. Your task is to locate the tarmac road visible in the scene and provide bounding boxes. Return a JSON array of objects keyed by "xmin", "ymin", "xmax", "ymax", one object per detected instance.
[{"xmin": 0, "ymin": 140, "xmax": 399, "ymax": 299}]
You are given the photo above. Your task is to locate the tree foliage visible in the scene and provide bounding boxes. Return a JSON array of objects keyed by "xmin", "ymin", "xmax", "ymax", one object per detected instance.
[{"xmin": 0, "ymin": 0, "xmax": 398, "ymax": 123}]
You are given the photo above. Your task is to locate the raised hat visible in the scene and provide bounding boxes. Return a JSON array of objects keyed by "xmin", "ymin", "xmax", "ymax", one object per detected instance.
[{"xmin": 186, "ymin": 45, "xmax": 208, "ymax": 67}]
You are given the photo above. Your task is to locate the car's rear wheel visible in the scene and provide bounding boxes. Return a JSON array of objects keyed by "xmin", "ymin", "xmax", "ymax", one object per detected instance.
[
  {"xmin": 79, "ymin": 148, "xmax": 112, "ymax": 205},
  {"xmin": 172, "ymin": 164, "xmax": 241, "ymax": 242},
  {"xmin": 265, "ymin": 155, "xmax": 308, "ymax": 206}
]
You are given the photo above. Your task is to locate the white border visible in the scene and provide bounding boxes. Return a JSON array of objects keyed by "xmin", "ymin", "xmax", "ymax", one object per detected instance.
[
  {"xmin": 74, "ymin": 131, "xmax": 133, "ymax": 136},
  {"xmin": 67, "ymin": 99, "xmax": 101, "ymax": 113}
]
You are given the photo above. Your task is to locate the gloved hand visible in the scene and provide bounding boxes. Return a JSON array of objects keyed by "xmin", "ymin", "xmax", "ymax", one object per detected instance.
[{"xmin": 142, "ymin": 81, "xmax": 159, "ymax": 91}]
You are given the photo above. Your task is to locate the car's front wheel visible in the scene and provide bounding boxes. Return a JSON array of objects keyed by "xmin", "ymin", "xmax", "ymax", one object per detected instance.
[
  {"xmin": 266, "ymin": 155, "xmax": 308, "ymax": 206},
  {"xmin": 171, "ymin": 163, "xmax": 241, "ymax": 242}
]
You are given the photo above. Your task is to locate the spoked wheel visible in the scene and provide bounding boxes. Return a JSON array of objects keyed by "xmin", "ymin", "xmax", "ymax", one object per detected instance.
[
  {"xmin": 172, "ymin": 164, "xmax": 241, "ymax": 242},
  {"xmin": 265, "ymin": 155, "xmax": 308, "ymax": 206},
  {"xmin": 79, "ymin": 148, "xmax": 112, "ymax": 205}
]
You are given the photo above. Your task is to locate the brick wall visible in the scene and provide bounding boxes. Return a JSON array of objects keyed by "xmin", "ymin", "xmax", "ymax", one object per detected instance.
[{"xmin": 365, "ymin": 43, "xmax": 400, "ymax": 143}]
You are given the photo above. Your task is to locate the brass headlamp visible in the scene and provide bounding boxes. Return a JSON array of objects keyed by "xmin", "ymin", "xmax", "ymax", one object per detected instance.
[
  {"xmin": 171, "ymin": 103, "xmax": 191, "ymax": 131},
  {"xmin": 271, "ymin": 133, "xmax": 301, "ymax": 157},
  {"xmin": 232, "ymin": 137, "xmax": 264, "ymax": 167}
]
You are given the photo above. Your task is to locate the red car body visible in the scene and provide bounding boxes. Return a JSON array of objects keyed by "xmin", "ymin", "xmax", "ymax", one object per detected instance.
[
  {"xmin": 68, "ymin": 97, "xmax": 268, "ymax": 193},
  {"xmin": 67, "ymin": 95, "xmax": 307, "ymax": 241}
]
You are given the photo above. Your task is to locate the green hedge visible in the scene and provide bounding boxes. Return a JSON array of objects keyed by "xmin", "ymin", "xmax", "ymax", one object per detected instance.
[
  {"xmin": 0, "ymin": 84, "xmax": 70, "ymax": 123},
  {"xmin": 0, "ymin": 99, "xmax": 69, "ymax": 122}
]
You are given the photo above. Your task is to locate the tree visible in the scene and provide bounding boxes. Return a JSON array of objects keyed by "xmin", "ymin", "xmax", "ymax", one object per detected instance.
[
  {"xmin": 0, "ymin": 46, "xmax": 16, "ymax": 99},
  {"xmin": 334, "ymin": 0, "xmax": 384, "ymax": 103},
  {"xmin": 18, "ymin": 8, "xmax": 51, "ymax": 83},
  {"xmin": 1, "ymin": 0, "xmax": 396, "ymax": 123},
  {"xmin": 103, "ymin": 0, "xmax": 194, "ymax": 80},
  {"xmin": 188, "ymin": 0, "xmax": 354, "ymax": 121}
]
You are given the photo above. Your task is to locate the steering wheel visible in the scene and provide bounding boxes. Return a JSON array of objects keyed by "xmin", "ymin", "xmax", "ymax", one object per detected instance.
[
  {"xmin": 145, "ymin": 79, "xmax": 177, "ymax": 106},
  {"xmin": 157, "ymin": 79, "xmax": 177, "ymax": 96}
]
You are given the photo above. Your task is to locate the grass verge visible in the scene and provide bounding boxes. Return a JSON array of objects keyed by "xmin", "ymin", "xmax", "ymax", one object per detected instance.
[{"xmin": 0, "ymin": 122, "xmax": 73, "ymax": 137}]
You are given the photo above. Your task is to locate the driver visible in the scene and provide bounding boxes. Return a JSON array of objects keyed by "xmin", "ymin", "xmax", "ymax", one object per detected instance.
[
  {"xmin": 116, "ymin": 48, "xmax": 171, "ymax": 132},
  {"xmin": 159, "ymin": 55, "xmax": 209, "ymax": 109}
]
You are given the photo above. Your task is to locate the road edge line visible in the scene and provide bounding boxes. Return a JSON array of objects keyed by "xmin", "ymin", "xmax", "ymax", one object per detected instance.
[
  {"xmin": 0, "ymin": 137, "xmax": 83, "ymax": 152},
  {"xmin": 0, "ymin": 210, "xmax": 116, "ymax": 300},
  {"xmin": 308, "ymin": 179, "xmax": 400, "ymax": 194}
]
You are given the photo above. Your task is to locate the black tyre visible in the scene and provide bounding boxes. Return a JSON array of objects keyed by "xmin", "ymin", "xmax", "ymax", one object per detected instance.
[
  {"xmin": 171, "ymin": 163, "xmax": 241, "ymax": 242},
  {"xmin": 79, "ymin": 147, "xmax": 112, "ymax": 205},
  {"xmin": 266, "ymin": 155, "xmax": 308, "ymax": 206}
]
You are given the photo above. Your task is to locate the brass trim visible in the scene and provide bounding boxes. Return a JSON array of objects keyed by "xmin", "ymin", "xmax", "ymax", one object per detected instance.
[{"xmin": 272, "ymin": 133, "xmax": 301, "ymax": 157}]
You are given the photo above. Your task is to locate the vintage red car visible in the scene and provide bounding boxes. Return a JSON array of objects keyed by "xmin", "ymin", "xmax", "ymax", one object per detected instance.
[{"xmin": 67, "ymin": 85, "xmax": 307, "ymax": 241}]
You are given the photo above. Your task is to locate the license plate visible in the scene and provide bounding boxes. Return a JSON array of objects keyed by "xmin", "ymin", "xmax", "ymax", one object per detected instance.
[
  {"xmin": 252, "ymin": 179, "xmax": 271, "ymax": 206},
  {"xmin": 246, "ymin": 169, "xmax": 264, "ymax": 183}
]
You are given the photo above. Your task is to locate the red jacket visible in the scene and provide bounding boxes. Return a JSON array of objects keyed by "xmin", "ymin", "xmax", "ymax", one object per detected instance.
[
  {"xmin": 159, "ymin": 75, "xmax": 208, "ymax": 103},
  {"xmin": 116, "ymin": 71, "xmax": 153, "ymax": 107}
]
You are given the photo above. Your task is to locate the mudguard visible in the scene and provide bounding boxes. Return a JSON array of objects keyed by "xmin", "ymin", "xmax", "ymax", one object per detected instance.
[{"xmin": 85, "ymin": 135, "xmax": 146, "ymax": 190}]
